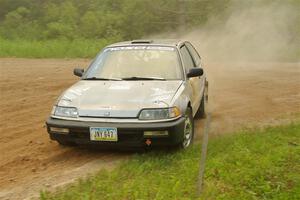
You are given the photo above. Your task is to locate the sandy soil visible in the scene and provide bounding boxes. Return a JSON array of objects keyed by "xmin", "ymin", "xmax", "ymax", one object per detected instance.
[{"xmin": 0, "ymin": 59, "xmax": 299, "ymax": 199}]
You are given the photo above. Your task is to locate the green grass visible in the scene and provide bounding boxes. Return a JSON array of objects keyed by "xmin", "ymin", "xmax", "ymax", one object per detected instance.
[
  {"xmin": 40, "ymin": 123, "xmax": 300, "ymax": 200},
  {"xmin": 0, "ymin": 38, "xmax": 112, "ymax": 58},
  {"xmin": 0, "ymin": 37, "xmax": 299, "ymax": 61}
]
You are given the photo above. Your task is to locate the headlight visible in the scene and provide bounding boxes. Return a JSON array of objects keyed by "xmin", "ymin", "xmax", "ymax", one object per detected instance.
[
  {"xmin": 139, "ymin": 107, "xmax": 181, "ymax": 120},
  {"xmin": 53, "ymin": 106, "xmax": 78, "ymax": 118}
]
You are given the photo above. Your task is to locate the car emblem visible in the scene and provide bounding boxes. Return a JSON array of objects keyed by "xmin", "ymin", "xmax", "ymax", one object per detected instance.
[{"xmin": 103, "ymin": 111, "xmax": 110, "ymax": 117}]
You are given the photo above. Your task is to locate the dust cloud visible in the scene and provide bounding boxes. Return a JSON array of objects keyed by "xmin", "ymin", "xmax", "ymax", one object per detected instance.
[
  {"xmin": 156, "ymin": 1, "xmax": 300, "ymax": 62},
  {"xmin": 150, "ymin": 0, "xmax": 300, "ymax": 121}
]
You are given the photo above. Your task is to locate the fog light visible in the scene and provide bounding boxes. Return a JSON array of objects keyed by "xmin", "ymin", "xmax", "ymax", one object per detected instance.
[
  {"xmin": 49, "ymin": 127, "xmax": 69, "ymax": 134},
  {"xmin": 144, "ymin": 131, "xmax": 168, "ymax": 137}
]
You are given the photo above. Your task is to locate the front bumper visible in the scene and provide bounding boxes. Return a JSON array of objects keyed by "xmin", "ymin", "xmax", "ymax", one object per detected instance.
[{"xmin": 46, "ymin": 117, "xmax": 185, "ymax": 148}]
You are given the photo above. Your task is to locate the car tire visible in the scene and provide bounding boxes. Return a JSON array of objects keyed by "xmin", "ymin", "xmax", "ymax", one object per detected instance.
[{"xmin": 178, "ymin": 107, "xmax": 194, "ymax": 149}]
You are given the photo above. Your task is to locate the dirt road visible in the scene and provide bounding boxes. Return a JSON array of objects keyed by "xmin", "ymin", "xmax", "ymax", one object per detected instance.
[{"xmin": 0, "ymin": 59, "xmax": 299, "ymax": 199}]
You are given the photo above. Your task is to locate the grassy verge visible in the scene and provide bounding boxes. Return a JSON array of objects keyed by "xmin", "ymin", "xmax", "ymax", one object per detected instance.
[
  {"xmin": 0, "ymin": 38, "xmax": 113, "ymax": 58},
  {"xmin": 40, "ymin": 123, "xmax": 300, "ymax": 200},
  {"xmin": 1, "ymin": 38, "xmax": 299, "ymax": 61}
]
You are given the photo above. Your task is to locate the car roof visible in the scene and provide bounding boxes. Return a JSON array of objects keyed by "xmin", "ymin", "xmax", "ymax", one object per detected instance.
[{"xmin": 106, "ymin": 39, "xmax": 185, "ymax": 48}]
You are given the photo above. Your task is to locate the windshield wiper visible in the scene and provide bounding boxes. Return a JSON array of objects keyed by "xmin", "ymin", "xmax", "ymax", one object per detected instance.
[
  {"xmin": 121, "ymin": 76, "xmax": 166, "ymax": 81},
  {"xmin": 83, "ymin": 77, "xmax": 121, "ymax": 81}
]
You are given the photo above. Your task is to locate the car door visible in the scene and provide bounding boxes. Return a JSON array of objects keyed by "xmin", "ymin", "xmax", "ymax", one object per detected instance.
[
  {"xmin": 185, "ymin": 42, "xmax": 205, "ymax": 102},
  {"xmin": 179, "ymin": 44, "xmax": 202, "ymax": 114}
]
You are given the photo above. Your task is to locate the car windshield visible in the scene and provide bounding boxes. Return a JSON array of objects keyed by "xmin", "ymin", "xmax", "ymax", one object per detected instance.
[{"xmin": 83, "ymin": 46, "xmax": 183, "ymax": 80}]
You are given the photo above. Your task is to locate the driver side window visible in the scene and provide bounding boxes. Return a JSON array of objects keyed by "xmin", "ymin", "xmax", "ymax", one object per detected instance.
[{"xmin": 180, "ymin": 45, "xmax": 195, "ymax": 73}]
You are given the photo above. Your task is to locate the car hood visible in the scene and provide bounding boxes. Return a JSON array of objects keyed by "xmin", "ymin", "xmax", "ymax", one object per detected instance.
[{"xmin": 57, "ymin": 80, "xmax": 183, "ymax": 118}]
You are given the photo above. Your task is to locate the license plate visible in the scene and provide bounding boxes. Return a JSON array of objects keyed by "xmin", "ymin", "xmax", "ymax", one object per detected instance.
[{"xmin": 90, "ymin": 127, "xmax": 118, "ymax": 142}]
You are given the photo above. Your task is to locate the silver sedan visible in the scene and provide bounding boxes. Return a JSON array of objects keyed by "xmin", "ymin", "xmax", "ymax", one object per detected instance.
[{"xmin": 46, "ymin": 39, "xmax": 208, "ymax": 149}]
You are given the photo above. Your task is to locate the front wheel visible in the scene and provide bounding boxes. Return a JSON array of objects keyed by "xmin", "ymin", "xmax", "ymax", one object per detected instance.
[{"xmin": 179, "ymin": 107, "xmax": 194, "ymax": 149}]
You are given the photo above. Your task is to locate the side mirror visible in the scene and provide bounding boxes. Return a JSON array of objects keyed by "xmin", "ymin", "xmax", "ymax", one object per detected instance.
[
  {"xmin": 73, "ymin": 68, "xmax": 84, "ymax": 77},
  {"xmin": 187, "ymin": 68, "xmax": 203, "ymax": 78}
]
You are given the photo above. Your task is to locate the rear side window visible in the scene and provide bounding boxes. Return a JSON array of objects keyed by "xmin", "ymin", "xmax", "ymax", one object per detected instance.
[
  {"xmin": 185, "ymin": 43, "xmax": 201, "ymax": 66},
  {"xmin": 180, "ymin": 45, "xmax": 195, "ymax": 72}
]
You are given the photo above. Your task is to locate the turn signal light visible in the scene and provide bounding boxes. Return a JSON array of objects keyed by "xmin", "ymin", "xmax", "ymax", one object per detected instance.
[
  {"xmin": 144, "ymin": 131, "xmax": 168, "ymax": 137},
  {"xmin": 49, "ymin": 127, "xmax": 69, "ymax": 134}
]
